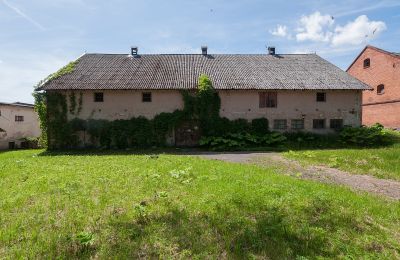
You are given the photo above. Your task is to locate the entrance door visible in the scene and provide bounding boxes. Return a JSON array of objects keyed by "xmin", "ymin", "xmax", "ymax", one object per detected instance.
[{"xmin": 175, "ymin": 121, "xmax": 201, "ymax": 147}]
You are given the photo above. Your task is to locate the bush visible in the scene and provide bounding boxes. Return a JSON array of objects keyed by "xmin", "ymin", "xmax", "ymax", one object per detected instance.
[
  {"xmin": 200, "ymin": 132, "xmax": 286, "ymax": 150},
  {"xmin": 251, "ymin": 118, "xmax": 269, "ymax": 135},
  {"xmin": 339, "ymin": 123, "xmax": 390, "ymax": 146}
]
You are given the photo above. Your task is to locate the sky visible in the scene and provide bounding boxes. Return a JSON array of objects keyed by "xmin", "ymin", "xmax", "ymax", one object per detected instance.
[{"xmin": 0, "ymin": 0, "xmax": 399, "ymax": 103}]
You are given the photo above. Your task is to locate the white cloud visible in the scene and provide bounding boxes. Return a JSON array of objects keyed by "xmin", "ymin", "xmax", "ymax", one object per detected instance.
[
  {"xmin": 332, "ymin": 15, "xmax": 386, "ymax": 46},
  {"xmin": 296, "ymin": 11, "xmax": 334, "ymax": 42},
  {"xmin": 270, "ymin": 25, "xmax": 288, "ymax": 38},
  {"xmin": 271, "ymin": 12, "xmax": 386, "ymax": 48}
]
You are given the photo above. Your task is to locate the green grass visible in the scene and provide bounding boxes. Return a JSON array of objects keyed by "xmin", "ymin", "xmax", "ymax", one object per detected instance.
[
  {"xmin": 284, "ymin": 141, "xmax": 400, "ymax": 181},
  {"xmin": 0, "ymin": 150, "xmax": 399, "ymax": 259}
]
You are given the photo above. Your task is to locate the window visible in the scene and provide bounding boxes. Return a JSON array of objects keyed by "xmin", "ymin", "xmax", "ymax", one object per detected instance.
[
  {"xmin": 142, "ymin": 92, "xmax": 152, "ymax": 102},
  {"xmin": 377, "ymin": 84, "xmax": 385, "ymax": 95},
  {"xmin": 94, "ymin": 92, "xmax": 104, "ymax": 102},
  {"xmin": 363, "ymin": 58, "xmax": 370, "ymax": 68},
  {"xmin": 8, "ymin": 142, "xmax": 15, "ymax": 149},
  {"xmin": 259, "ymin": 92, "xmax": 277, "ymax": 108},
  {"xmin": 291, "ymin": 119, "xmax": 304, "ymax": 130},
  {"xmin": 313, "ymin": 119, "xmax": 325, "ymax": 129},
  {"xmin": 316, "ymin": 92, "xmax": 326, "ymax": 102},
  {"xmin": 330, "ymin": 119, "xmax": 343, "ymax": 130},
  {"xmin": 273, "ymin": 119, "xmax": 287, "ymax": 130},
  {"xmin": 15, "ymin": 115, "xmax": 24, "ymax": 122}
]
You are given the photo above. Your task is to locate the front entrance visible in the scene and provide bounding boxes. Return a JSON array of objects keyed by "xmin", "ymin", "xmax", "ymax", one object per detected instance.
[{"xmin": 175, "ymin": 121, "xmax": 201, "ymax": 147}]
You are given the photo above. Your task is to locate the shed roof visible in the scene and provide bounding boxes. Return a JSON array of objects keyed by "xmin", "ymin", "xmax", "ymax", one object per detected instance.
[{"xmin": 40, "ymin": 53, "xmax": 370, "ymax": 91}]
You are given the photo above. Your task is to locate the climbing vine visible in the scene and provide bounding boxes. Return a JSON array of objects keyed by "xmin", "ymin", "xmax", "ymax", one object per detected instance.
[{"xmin": 69, "ymin": 92, "xmax": 77, "ymax": 114}]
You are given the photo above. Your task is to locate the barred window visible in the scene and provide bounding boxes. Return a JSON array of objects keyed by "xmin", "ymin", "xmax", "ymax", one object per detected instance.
[
  {"xmin": 273, "ymin": 119, "xmax": 287, "ymax": 130},
  {"xmin": 94, "ymin": 92, "xmax": 104, "ymax": 102},
  {"xmin": 291, "ymin": 119, "xmax": 304, "ymax": 130},
  {"xmin": 142, "ymin": 92, "xmax": 152, "ymax": 102},
  {"xmin": 313, "ymin": 119, "xmax": 325, "ymax": 129},
  {"xmin": 259, "ymin": 92, "xmax": 277, "ymax": 108},
  {"xmin": 316, "ymin": 92, "xmax": 326, "ymax": 102},
  {"xmin": 330, "ymin": 119, "xmax": 343, "ymax": 129},
  {"xmin": 15, "ymin": 115, "xmax": 24, "ymax": 122}
]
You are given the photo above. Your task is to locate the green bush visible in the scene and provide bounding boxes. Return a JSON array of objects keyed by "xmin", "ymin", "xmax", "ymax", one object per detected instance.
[
  {"xmin": 200, "ymin": 132, "xmax": 286, "ymax": 150},
  {"xmin": 251, "ymin": 118, "xmax": 269, "ymax": 135},
  {"xmin": 339, "ymin": 123, "xmax": 391, "ymax": 146}
]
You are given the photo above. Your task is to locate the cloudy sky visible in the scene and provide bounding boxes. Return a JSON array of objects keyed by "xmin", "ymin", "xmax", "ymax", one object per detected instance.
[{"xmin": 0, "ymin": 0, "xmax": 399, "ymax": 103}]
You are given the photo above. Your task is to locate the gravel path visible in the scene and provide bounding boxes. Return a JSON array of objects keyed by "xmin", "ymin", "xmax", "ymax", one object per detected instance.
[{"xmin": 192, "ymin": 152, "xmax": 400, "ymax": 200}]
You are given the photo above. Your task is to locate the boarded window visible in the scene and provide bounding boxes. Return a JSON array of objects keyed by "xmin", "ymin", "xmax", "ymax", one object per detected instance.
[
  {"xmin": 330, "ymin": 119, "xmax": 343, "ymax": 129},
  {"xmin": 273, "ymin": 119, "xmax": 287, "ymax": 130},
  {"xmin": 316, "ymin": 92, "xmax": 326, "ymax": 102},
  {"xmin": 94, "ymin": 92, "xmax": 104, "ymax": 102},
  {"xmin": 291, "ymin": 119, "xmax": 304, "ymax": 130},
  {"xmin": 313, "ymin": 119, "xmax": 325, "ymax": 129},
  {"xmin": 142, "ymin": 92, "xmax": 152, "ymax": 102},
  {"xmin": 259, "ymin": 92, "xmax": 277, "ymax": 108},
  {"xmin": 377, "ymin": 84, "xmax": 385, "ymax": 95},
  {"xmin": 363, "ymin": 58, "xmax": 370, "ymax": 68},
  {"xmin": 15, "ymin": 115, "xmax": 24, "ymax": 122}
]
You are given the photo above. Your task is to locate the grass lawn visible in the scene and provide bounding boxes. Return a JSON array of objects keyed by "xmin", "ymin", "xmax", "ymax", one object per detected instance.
[
  {"xmin": 284, "ymin": 141, "xmax": 400, "ymax": 181},
  {"xmin": 0, "ymin": 150, "xmax": 399, "ymax": 259}
]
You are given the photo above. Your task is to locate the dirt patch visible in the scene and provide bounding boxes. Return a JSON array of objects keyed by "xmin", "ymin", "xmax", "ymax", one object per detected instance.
[{"xmin": 193, "ymin": 152, "xmax": 400, "ymax": 200}]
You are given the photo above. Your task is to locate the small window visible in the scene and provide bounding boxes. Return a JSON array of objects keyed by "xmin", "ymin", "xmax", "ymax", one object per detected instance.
[
  {"xmin": 330, "ymin": 119, "xmax": 343, "ymax": 130},
  {"xmin": 259, "ymin": 92, "xmax": 277, "ymax": 108},
  {"xmin": 94, "ymin": 92, "xmax": 104, "ymax": 102},
  {"xmin": 316, "ymin": 92, "xmax": 326, "ymax": 102},
  {"xmin": 273, "ymin": 119, "xmax": 287, "ymax": 130},
  {"xmin": 9, "ymin": 142, "xmax": 15, "ymax": 149},
  {"xmin": 291, "ymin": 119, "xmax": 304, "ymax": 130},
  {"xmin": 15, "ymin": 115, "xmax": 24, "ymax": 122},
  {"xmin": 313, "ymin": 119, "xmax": 325, "ymax": 129},
  {"xmin": 377, "ymin": 84, "xmax": 385, "ymax": 95},
  {"xmin": 142, "ymin": 92, "xmax": 152, "ymax": 102},
  {"xmin": 363, "ymin": 58, "xmax": 370, "ymax": 68}
]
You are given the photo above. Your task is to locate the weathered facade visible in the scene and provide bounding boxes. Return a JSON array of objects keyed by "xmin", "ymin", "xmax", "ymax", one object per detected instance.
[
  {"xmin": 347, "ymin": 45, "xmax": 400, "ymax": 128},
  {"xmin": 0, "ymin": 102, "xmax": 41, "ymax": 149},
  {"xmin": 60, "ymin": 89, "xmax": 362, "ymax": 133},
  {"xmin": 40, "ymin": 47, "xmax": 370, "ymax": 146}
]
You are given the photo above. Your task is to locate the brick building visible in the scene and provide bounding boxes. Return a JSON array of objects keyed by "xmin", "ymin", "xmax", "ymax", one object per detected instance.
[{"xmin": 347, "ymin": 45, "xmax": 400, "ymax": 128}]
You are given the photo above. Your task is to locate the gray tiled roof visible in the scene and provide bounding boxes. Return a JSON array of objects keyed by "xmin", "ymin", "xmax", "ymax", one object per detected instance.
[{"xmin": 41, "ymin": 53, "xmax": 371, "ymax": 91}]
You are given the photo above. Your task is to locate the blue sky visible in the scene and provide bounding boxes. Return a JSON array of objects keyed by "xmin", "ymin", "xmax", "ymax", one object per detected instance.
[{"xmin": 0, "ymin": 0, "xmax": 399, "ymax": 103}]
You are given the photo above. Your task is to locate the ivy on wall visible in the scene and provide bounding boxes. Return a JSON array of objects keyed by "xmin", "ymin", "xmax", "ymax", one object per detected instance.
[{"xmin": 34, "ymin": 74, "xmax": 270, "ymax": 149}]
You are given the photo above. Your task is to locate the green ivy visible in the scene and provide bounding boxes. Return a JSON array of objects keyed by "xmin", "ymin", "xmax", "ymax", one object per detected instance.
[
  {"xmin": 34, "ymin": 74, "xmax": 272, "ymax": 149},
  {"xmin": 69, "ymin": 92, "xmax": 77, "ymax": 114}
]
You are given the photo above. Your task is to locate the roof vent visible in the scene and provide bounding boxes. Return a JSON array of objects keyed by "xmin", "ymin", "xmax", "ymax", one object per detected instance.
[
  {"xmin": 201, "ymin": 46, "xmax": 208, "ymax": 55},
  {"xmin": 131, "ymin": 46, "xmax": 138, "ymax": 56},
  {"xmin": 268, "ymin": 46, "xmax": 276, "ymax": 55}
]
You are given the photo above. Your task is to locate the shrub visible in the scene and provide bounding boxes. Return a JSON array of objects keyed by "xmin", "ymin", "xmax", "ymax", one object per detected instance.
[
  {"xmin": 251, "ymin": 118, "xmax": 269, "ymax": 135},
  {"xmin": 339, "ymin": 123, "xmax": 390, "ymax": 146},
  {"xmin": 200, "ymin": 132, "xmax": 286, "ymax": 150}
]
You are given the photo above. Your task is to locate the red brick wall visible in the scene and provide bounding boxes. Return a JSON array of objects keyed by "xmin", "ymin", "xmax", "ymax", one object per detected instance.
[{"xmin": 347, "ymin": 47, "xmax": 400, "ymax": 128}]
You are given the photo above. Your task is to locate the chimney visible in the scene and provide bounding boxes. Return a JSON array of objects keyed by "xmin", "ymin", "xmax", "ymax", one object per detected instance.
[
  {"xmin": 131, "ymin": 46, "xmax": 138, "ymax": 56},
  {"xmin": 201, "ymin": 46, "xmax": 208, "ymax": 55},
  {"xmin": 268, "ymin": 46, "xmax": 276, "ymax": 55}
]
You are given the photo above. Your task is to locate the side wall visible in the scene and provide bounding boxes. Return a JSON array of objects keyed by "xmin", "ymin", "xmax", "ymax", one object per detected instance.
[
  {"xmin": 64, "ymin": 89, "xmax": 362, "ymax": 134},
  {"xmin": 347, "ymin": 47, "xmax": 400, "ymax": 127},
  {"xmin": 0, "ymin": 105, "xmax": 41, "ymax": 149}
]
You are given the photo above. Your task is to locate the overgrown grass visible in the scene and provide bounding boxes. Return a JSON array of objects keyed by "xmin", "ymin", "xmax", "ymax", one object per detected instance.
[
  {"xmin": 284, "ymin": 131, "xmax": 400, "ymax": 181},
  {"xmin": 0, "ymin": 150, "xmax": 399, "ymax": 258}
]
